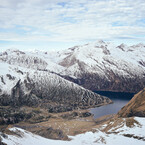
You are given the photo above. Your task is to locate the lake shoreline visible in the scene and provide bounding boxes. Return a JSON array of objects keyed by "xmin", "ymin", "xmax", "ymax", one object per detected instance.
[{"xmin": 90, "ymin": 91, "xmax": 134, "ymax": 119}]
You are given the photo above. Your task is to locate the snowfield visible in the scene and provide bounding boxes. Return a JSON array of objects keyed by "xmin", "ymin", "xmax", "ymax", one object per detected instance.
[
  {"xmin": 1, "ymin": 117, "xmax": 145, "ymax": 145},
  {"xmin": 1, "ymin": 41, "xmax": 145, "ymax": 79},
  {"xmin": 45, "ymin": 41, "xmax": 145, "ymax": 78}
]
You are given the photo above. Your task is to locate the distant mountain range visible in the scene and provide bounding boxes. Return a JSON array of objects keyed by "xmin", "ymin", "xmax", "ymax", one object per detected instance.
[
  {"xmin": 47, "ymin": 40, "xmax": 145, "ymax": 93},
  {"xmin": 1, "ymin": 40, "xmax": 144, "ymax": 93}
]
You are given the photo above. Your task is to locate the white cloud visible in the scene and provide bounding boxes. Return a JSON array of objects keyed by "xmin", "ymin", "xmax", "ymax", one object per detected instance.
[{"xmin": 0, "ymin": 0, "xmax": 145, "ymax": 49}]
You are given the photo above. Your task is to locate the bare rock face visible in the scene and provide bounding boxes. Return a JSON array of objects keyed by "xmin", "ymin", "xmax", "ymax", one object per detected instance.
[
  {"xmin": 118, "ymin": 88, "xmax": 145, "ymax": 117},
  {"xmin": 71, "ymin": 73, "xmax": 145, "ymax": 93},
  {"xmin": 0, "ymin": 79, "xmax": 41, "ymax": 107}
]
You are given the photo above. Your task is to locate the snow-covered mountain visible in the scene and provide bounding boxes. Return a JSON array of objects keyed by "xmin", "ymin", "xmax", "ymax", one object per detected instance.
[
  {"xmin": 0, "ymin": 46, "xmax": 145, "ymax": 145},
  {"xmin": 0, "ymin": 49, "xmax": 64, "ymax": 73},
  {"xmin": 0, "ymin": 40, "xmax": 145, "ymax": 110},
  {"xmin": 0, "ymin": 52, "xmax": 111, "ymax": 113},
  {"xmin": 46, "ymin": 40, "xmax": 145, "ymax": 93},
  {"xmin": 0, "ymin": 40, "xmax": 145, "ymax": 95}
]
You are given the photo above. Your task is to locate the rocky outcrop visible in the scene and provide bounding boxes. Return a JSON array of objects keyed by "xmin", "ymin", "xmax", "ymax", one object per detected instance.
[
  {"xmin": 0, "ymin": 79, "xmax": 41, "ymax": 107},
  {"xmin": 118, "ymin": 88, "xmax": 145, "ymax": 117},
  {"xmin": 0, "ymin": 107, "xmax": 32, "ymax": 125},
  {"xmin": 0, "ymin": 106, "xmax": 52, "ymax": 125}
]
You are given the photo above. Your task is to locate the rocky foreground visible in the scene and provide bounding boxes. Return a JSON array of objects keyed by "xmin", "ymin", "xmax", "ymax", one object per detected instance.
[{"xmin": 0, "ymin": 88, "xmax": 145, "ymax": 145}]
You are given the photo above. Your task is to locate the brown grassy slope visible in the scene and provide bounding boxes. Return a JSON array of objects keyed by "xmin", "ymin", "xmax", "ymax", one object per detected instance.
[{"xmin": 118, "ymin": 88, "xmax": 145, "ymax": 117}]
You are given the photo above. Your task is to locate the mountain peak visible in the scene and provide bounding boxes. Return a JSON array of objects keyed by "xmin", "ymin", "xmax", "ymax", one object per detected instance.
[
  {"xmin": 132, "ymin": 43, "xmax": 145, "ymax": 48},
  {"xmin": 96, "ymin": 39, "xmax": 105, "ymax": 44},
  {"xmin": 117, "ymin": 43, "xmax": 128, "ymax": 51},
  {"xmin": 2, "ymin": 49, "xmax": 25, "ymax": 55},
  {"xmin": 91, "ymin": 40, "xmax": 106, "ymax": 47}
]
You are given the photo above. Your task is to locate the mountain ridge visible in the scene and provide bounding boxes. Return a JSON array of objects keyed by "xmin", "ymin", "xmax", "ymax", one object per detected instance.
[
  {"xmin": 0, "ymin": 60, "xmax": 111, "ymax": 114},
  {"xmin": 45, "ymin": 41, "xmax": 145, "ymax": 93}
]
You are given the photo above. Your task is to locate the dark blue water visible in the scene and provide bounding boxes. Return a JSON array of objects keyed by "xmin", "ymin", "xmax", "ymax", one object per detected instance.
[{"xmin": 90, "ymin": 91, "xmax": 134, "ymax": 119}]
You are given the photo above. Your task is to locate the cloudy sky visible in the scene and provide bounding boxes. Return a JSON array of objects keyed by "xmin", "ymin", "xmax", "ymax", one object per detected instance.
[{"xmin": 0, "ymin": 0, "xmax": 145, "ymax": 51}]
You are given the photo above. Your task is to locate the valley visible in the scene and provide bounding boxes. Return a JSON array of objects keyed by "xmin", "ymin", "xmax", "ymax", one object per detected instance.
[
  {"xmin": 0, "ymin": 41, "xmax": 145, "ymax": 145},
  {"xmin": 90, "ymin": 91, "xmax": 134, "ymax": 119}
]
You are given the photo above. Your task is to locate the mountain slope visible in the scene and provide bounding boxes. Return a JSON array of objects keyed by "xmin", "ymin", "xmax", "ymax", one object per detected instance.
[
  {"xmin": 0, "ymin": 57, "xmax": 111, "ymax": 113},
  {"xmin": 1, "ymin": 82, "xmax": 145, "ymax": 145},
  {"xmin": 0, "ymin": 49, "xmax": 64, "ymax": 73},
  {"xmin": 118, "ymin": 88, "xmax": 145, "ymax": 117},
  {"xmin": 47, "ymin": 41, "xmax": 145, "ymax": 93}
]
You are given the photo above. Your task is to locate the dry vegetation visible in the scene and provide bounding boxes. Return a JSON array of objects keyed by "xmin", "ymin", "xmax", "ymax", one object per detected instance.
[{"xmin": 118, "ymin": 88, "xmax": 145, "ymax": 117}]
